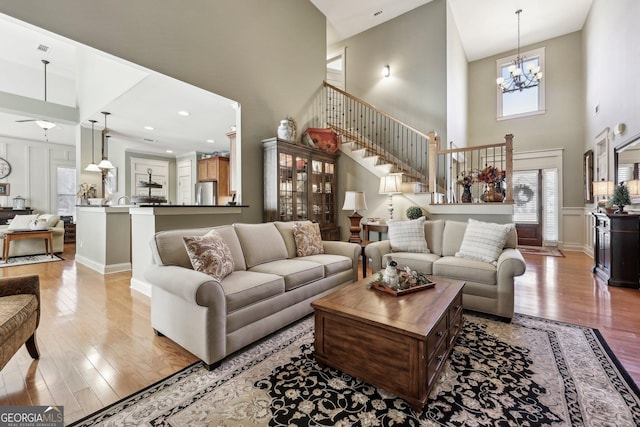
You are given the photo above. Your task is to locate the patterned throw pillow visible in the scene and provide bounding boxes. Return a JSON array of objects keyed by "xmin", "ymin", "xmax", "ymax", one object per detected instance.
[
  {"xmin": 388, "ymin": 216, "xmax": 430, "ymax": 253},
  {"xmin": 455, "ymin": 218, "xmax": 515, "ymax": 265},
  {"xmin": 293, "ymin": 222, "xmax": 324, "ymax": 257},
  {"xmin": 183, "ymin": 230, "xmax": 235, "ymax": 281}
]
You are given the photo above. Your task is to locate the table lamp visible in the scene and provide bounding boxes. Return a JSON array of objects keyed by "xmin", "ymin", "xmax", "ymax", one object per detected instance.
[
  {"xmin": 342, "ymin": 191, "xmax": 367, "ymax": 243},
  {"xmin": 379, "ymin": 174, "xmax": 402, "ymax": 220},
  {"xmin": 592, "ymin": 180, "xmax": 614, "ymax": 210}
]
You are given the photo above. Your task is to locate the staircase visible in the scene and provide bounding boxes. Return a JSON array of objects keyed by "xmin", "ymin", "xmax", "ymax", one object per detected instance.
[{"xmin": 318, "ymin": 82, "xmax": 431, "ymax": 193}]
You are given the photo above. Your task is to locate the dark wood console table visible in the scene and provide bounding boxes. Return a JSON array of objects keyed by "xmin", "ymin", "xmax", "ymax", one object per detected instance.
[{"xmin": 592, "ymin": 212, "xmax": 640, "ymax": 288}]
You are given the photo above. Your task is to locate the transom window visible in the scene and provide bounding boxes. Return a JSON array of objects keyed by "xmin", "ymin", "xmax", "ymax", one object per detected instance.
[{"xmin": 496, "ymin": 47, "xmax": 546, "ymax": 120}]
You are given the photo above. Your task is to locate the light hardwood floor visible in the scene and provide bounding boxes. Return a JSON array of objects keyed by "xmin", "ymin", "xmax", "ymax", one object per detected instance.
[{"xmin": 1, "ymin": 244, "xmax": 639, "ymax": 424}]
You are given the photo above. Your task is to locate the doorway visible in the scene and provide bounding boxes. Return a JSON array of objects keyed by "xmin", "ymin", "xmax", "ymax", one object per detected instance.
[{"xmin": 513, "ymin": 170, "xmax": 542, "ymax": 246}]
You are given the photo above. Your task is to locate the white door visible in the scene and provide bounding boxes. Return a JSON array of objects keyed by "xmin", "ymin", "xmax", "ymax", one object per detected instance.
[
  {"xmin": 177, "ymin": 160, "xmax": 193, "ymax": 205},
  {"xmin": 131, "ymin": 157, "xmax": 169, "ymax": 201}
]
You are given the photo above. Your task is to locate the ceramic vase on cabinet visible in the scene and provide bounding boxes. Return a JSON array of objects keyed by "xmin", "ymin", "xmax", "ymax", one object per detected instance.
[{"xmin": 277, "ymin": 118, "xmax": 296, "ymax": 142}]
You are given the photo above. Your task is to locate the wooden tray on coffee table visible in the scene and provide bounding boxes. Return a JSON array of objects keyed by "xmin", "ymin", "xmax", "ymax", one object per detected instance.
[{"xmin": 370, "ymin": 279, "xmax": 435, "ymax": 296}]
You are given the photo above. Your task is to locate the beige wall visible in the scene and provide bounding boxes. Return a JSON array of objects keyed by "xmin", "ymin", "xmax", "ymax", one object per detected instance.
[
  {"xmin": 331, "ymin": 0, "xmax": 448, "ymax": 140},
  {"xmin": 0, "ymin": 0, "xmax": 326, "ymax": 224},
  {"xmin": 446, "ymin": 1, "xmax": 468, "ymax": 148},
  {"xmin": 468, "ymin": 31, "xmax": 585, "ymax": 207},
  {"xmin": 583, "ymin": 0, "xmax": 640, "ymax": 171}
]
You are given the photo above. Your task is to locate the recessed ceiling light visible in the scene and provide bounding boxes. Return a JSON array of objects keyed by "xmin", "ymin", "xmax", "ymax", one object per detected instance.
[
  {"xmin": 177, "ymin": 110, "xmax": 190, "ymax": 116},
  {"xmin": 166, "ymin": 150, "xmax": 174, "ymax": 153},
  {"xmin": 144, "ymin": 126, "xmax": 154, "ymax": 130},
  {"xmin": 207, "ymin": 139, "xmax": 215, "ymax": 143}
]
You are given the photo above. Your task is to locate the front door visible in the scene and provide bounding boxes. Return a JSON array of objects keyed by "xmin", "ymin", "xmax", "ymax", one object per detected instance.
[{"xmin": 513, "ymin": 170, "xmax": 542, "ymax": 246}]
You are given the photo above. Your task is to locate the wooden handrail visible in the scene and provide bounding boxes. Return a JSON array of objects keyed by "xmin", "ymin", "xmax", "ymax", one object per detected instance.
[{"xmin": 323, "ymin": 81, "xmax": 430, "ymax": 141}]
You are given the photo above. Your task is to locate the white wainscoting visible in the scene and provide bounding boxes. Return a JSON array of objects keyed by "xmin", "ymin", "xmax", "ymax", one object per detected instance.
[{"xmin": 559, "ymin": 207, "xmax": 595, "ymax": 256}]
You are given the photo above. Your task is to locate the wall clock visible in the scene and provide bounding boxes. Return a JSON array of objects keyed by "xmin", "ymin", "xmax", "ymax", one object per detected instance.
[{"xmin": 0, "ymin": 158, "xmax": 11, "ymax": 179}]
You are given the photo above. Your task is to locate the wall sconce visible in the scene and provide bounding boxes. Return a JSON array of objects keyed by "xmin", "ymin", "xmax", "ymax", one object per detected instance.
[
  {"xmin": 382, "ymin": 64, "xmax": 390, "ymax": 78},
  {"xmin": 342, "ymin": 191, "xmax": 368, "ymax": 243}
]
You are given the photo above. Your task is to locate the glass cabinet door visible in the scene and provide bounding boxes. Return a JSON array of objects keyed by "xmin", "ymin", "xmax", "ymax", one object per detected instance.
[
  {"xmin": 278, "ymin": 153, "xmax": 293, "ymax": 221},
  {"xmin": 311, "ymin": 159, "xmax": 335, "ymax": 225},
  {"xmin": 294, "ymin": 156, "xmax": 308, "ymax": 220}
]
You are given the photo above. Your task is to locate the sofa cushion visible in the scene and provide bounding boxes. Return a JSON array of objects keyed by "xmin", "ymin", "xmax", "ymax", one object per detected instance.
[
  {"xmin": 424, "ymin": 219, "xmax": 445, "ymax": 256},
  {"xmin": 151, "ymin": 225, "xmax": 246, "ymax": 271},
  {"xmin": 0, "ymin": 294, "xmax": 38, "ymax": 339},
  {"xmin": 274, "ymin": 221, "xmax": 298, "ymax": 258},
  {"xmin": 455, "ymin": 219, "xmax": 515, "ymax": 265},
  {"xmin": 293, "ymin": 222, "xmax": 324, "ymax": 256},
  {"xmin": 388, "ymin": 217, "xmax": 430, "ymax": 253},
  {"xmin": 234, "ymin": 223, "xmax": 288, "ymax": 268},
  {"xmin": 249, "ymin": 259, "xmax": 324, "ymax": 291},
  {"xmin": 299, "ymin": 254, "xmax": 352, "ymax": 276},
  {"xmin": 382, "ymin": 252, "xmax": 441, "ymax": 275},
  {"xmin": 7, "ymin": 214, "xmax": 39, "ymax": 231},
  {"xmin": 441, "ymin": 220, "xmax": 468, "ymax": 256},
  {"xmin": 433, "ymin": 256, "xmax": 497, "ymax": 285},
  {"xmin": 219, "ymin": 271, "xmax": 284, "ymax": 313},
  {"xmin": 183, "ymin": 231, "xmax": 235, "ymax": 281}
]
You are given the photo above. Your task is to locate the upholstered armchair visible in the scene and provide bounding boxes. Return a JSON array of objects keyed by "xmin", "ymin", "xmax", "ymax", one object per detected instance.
[{"xmin": 0, "ymin": 274, "xmax": 40, "ymax": 370}]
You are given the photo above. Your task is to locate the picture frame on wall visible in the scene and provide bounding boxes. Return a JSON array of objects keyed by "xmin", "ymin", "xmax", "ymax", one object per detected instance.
[{"xmin": 0, "ymin": 183, "xmax": 10, "ymax": 196}]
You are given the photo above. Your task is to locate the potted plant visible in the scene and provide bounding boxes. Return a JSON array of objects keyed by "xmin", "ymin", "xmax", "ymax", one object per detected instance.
[
  {"xmin": 609, "ymin": 183, "xmax": 631, "ymax": 214},
  {"xmin": 406, "ymin": 205, "xmax": 423, "ymax": 220}
]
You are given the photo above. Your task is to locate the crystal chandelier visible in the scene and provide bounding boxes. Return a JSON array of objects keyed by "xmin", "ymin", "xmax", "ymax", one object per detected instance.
[{"xmin": 496, "ymin": 9, "xmax": 542, "ymax": 93}]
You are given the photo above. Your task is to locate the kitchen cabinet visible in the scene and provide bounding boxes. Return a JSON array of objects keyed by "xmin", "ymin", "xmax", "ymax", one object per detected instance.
[
  {"xmin": 198, "ymin": 156, "xmax": 230, "ymax": 203},
  {"xmin": 592, "ymin": 212, "xmax": 640, "ymax": 288},
  {"xmin": 262, "ymin": 137, "xmax": 339, "ymax": 240}
]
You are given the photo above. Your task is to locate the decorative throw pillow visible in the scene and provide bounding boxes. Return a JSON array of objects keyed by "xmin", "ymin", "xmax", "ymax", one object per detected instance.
[
  {"xmin": 7, "ymin": 214, "xmax": 39, "ymax": 231},
  {"xmin": 293, "ymin": 222, "xmax": 324, "ymax": 256},
  {"xmin": 183, "ymin": 230, "xmax": 234, "ymax": 281},
  {"xmin": 455, "ymin": 218, "xmax": 515, "ymax": 265},
  {"xmin": 37, "ymin": 214, "xmax": 60, "ymax": 227},
  {"xmin": 388, "ymin": 216, "xmax": 430, "ymax": 253}
]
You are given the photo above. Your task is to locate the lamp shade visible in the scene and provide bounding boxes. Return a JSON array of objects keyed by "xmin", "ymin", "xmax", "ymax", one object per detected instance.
[
  {"xmin": 379, "ymin": 174, "xmax": 402, "ymax": 194},
  {"xmin": 626, "ymin": 180, "xmax": 640, "ymax": 196},
  {"xmin": 98, "ymin": 159, "xmax": 115, "ymax": 170},
  {"xmin": 342, "ymin": 191, "xmax": 367, "ymax": 212},
  {"xmin": 35, "ymin": 120, "xmax": 56, "ymax": 130},
  {"xmin": 85, "ymin": 163, "xmax": 101, "ymax": 172},
  {"xmin": 592, "ymin": 180, "xmax": 614, "ymax": 197}
]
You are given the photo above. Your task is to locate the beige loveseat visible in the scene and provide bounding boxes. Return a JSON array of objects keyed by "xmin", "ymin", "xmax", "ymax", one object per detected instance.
[
  {"xmin": 365, "ymin": 219, "xmax": 526, "ymax": 320},
  {"xmin": 145, "ymin": 221, "xmax": 360, "ymax": 369},
  {"xmin": 0, "ymin": 214, "xmax": 65, "ymax": 258}
]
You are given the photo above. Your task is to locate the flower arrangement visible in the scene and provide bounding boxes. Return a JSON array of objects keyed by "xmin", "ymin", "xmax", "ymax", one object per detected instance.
[
  {"xmin": 476, "ymin": 165, "xmax": 504, "ymax": 184},
  {"xmin": 76, "ymin": 183, "xmax": 97, "ymax": 200},
  {"xmin": 397, "ymin": 266, "xmax": 431, "ymax": 290},
  {"xmin": 456, "ymin": 170, "xmax": 477, "ymax": 187}
]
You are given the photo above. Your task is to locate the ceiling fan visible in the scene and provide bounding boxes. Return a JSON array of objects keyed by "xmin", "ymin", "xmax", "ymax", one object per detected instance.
[{"xmin": 15, "ymin": 59, "xmax": 59, "ymax": 139}]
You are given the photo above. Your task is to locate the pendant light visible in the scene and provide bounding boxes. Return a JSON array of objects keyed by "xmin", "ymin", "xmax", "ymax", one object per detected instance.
[
  {"xmin": 84, "ymin": 120, "xmax": 101, "ymax": 172},
  {"xmin": 98, "ymin": 112, "xmax": 115, "ymax": 170}
]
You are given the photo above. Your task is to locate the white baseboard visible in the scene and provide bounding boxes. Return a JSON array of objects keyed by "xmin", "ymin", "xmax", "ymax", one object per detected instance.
[
  {"xmin": 130, "ymin": 277, "xmax": 152, "ymax": 297},
  {"xmin": 75, "ymin": 255, "xmax": 131, "ymax": 274}
]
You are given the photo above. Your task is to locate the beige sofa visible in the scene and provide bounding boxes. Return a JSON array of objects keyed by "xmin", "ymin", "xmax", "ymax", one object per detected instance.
[
  {"xmin": 145, "ymin": 221, "xmax": 360, "ymax": 369},
  {"xmin": 0, "ymin": 215, "xmax": 65, "ymax": 258},
  {"xmin": 365, "ymin": 219, "xmax": 526, "ymax": 320}
]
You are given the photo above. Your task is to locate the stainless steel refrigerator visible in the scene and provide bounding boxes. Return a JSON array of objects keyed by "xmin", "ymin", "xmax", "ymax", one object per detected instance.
[{"xmin": 195, "ymin": 181, "xmax": 218, "ymax": 205}]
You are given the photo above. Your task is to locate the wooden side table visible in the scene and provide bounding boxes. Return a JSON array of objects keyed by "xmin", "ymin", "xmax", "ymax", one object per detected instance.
[
  {"xmin": 363, "ymin": 223, "xmax": 388, "ymax": 241},
  {"xmin": 3, "ymin": 230, "xmax": 54, "ymax": 262}
]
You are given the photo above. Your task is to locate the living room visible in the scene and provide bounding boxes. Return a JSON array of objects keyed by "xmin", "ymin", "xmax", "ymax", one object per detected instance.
[{"xmin": 0, "ymin": 0, "xmax": 639, "ymax": 425}]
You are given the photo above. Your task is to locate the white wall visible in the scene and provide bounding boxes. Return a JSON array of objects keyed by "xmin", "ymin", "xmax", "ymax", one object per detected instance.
[
  {"xmin": 0, "ymin": 135, "xmax": 75, "ymax": 213},
  {"xmin": 446, "ymin": 1, "xmax": 468, "ymax": 148}
]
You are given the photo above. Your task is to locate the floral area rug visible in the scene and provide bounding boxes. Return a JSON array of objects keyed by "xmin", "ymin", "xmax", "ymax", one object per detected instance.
[
  {"xmin": 70, "ymin": 314, "xmax": 640, "ymax": 426},
  {"xmin": 0, "ymin": 253, "xmax": 63, "ymax": 268}
]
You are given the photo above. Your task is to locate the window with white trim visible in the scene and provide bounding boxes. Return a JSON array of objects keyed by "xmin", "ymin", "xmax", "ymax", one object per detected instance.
[
  {"xmin": 496, "ymin": 47, "xmax": 545, "ymax": 120},
  {"xmin": 57, "ymin": 166, "xmax": 77, "ymax": 217}
]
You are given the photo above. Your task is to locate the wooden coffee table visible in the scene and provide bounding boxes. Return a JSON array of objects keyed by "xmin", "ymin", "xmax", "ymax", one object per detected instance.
[
  {"xmin": 3, "ymin": 229, "xmax": 54, "ymax": 262},
  {"xmin": 311, "ymin": 274, "xmax": 464, "ymax": 410}
]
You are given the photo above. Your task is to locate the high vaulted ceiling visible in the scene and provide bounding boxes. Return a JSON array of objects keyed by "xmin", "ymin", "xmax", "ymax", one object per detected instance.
[{"xmin": 312, "ymin": 0, "xmax": 594, "ymax": 61}]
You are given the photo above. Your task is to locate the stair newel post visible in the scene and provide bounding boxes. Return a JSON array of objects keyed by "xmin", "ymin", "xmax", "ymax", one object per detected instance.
[
  {"xmin": 504, "ymin": 134, "xmax": 514, "ymax": 204},
  {"xmin": 428, "ymin": 131, "xmax": 438, "ymax": 197}
]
